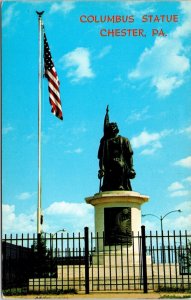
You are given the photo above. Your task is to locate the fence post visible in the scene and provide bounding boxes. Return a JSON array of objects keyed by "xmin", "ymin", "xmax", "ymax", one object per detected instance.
[
  {"xmin": 141, "ymin": 225, "xmax": 148, "ymax": 293},
  {"xmin": 84, "ymin": 227, "xmax": 89, "ymax": 294}
]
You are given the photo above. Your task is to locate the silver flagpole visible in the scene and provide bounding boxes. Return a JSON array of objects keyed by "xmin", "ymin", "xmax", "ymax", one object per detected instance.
[{"xmin": 36, "ymin": 11, "xmax": 44, "ymax": 235}]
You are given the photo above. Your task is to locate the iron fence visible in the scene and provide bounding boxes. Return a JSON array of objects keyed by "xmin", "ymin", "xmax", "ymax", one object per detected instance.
[{"xmin": 2, "ymin": 227, "xmax": 191, "ymax": 295}]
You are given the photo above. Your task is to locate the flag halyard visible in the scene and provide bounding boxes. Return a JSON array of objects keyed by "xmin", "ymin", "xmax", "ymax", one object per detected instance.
[{"xmin": 44, "ymin": 33, "xmax": 63, "ymax": 120}]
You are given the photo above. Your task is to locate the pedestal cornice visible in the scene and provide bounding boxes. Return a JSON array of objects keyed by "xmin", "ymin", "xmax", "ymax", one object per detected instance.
[{"xmin": 85, "ymin": 190, "xmax": 149, "ymax": 206}]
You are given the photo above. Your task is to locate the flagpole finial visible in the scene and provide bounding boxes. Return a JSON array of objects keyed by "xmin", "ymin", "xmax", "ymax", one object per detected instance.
[{"xmin": 36, "ymin": 11, "xmax": 44, "ymax": 18}]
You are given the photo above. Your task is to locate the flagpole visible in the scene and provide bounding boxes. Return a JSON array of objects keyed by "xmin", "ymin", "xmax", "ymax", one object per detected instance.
[{"xmin": 36, "ymin": 11, "xmax": 44, "ymax": 235}]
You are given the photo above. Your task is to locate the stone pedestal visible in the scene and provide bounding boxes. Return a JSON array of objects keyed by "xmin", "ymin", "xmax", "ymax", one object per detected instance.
[{"xmin": 85, "ymin": 191, "xmax": 149, "ymax": 252}]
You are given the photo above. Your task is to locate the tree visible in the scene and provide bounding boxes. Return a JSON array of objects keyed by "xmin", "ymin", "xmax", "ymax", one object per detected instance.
[{"xmin": 31, "ymin": 234, "xmax": 54, "ymax": 278}]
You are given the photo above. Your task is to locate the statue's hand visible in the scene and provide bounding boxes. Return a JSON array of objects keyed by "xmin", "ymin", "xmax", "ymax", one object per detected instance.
[
  {"xmin": 129, "ymin": 169, "xmax": 136, "ymax": 179},
  {"xmin": 98, "ymin": 169, "xmax": 104, "ymax": 179}
]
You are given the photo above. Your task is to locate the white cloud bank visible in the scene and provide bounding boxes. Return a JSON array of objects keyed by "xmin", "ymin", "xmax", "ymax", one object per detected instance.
[
  {"xmin": 16, "ymin": 192, "xmax": 36, "ymax": 200},
  {"xmin": 174, "ymin": 156, "xmax": 191, "ymax": 168},
  {"xmin": 122, "ymin": 1, "xmax": 155, "ymax": 17},
  {"xmin": 167, "ymin": 178, "xmax": 191, "ymax": 198},
  {"xmin": 169, "ymin": 190, "xmax": 189, "ymax": 198},
  {"xmin": 128, "ymin": 2, "xmax": 191, "ymax": 97},
  {"xmin": 45, "ymin": 201, "xmax": 91, "ymax": 217},
  {"xmin": 167, "ymin": 181, "xmax": 189, "ymax": 198},
  {"xmin": 3, "ymin": 200, "xmax": 189, "ymax": 236},
  {"xmin": 144, "ymin": 213, "xmax": 191, "ymax": 233},
  {"xmin": 126, "ymin": 106, "xmax": 150, "ymax": 123},
  {"xmin": 168, "ymin": 181, "xmax": 184, "ymax": 192},
  {"xmin": 184, "ymin": 176, "xmax": 191, "ymax": 184},
  {"xmin": 60, "ymin": 47, "xmax": 95, "ymax": 82},
  {"xmin": 97, "ymin": 45, "xmax": 112, "ymax": 59},
  {"xmin": 179, "ymin": 125, "xmax": 191, "ymax": 137},
  {"xmin": 50, "ymin": 2, "xmax": 75, "ymax": 15},
  {"xmin": 143, "ymin": 201, "xmax": 190, "ymax": 232},
  {"xmin": 2, "ymin": 4, "xmax": 19, "ymax": 27},
  {"xmin": 2, "ymin": 204, "xmax": 36, "ymax": 234},
  {"xmin": 64, "ymin": 148, "xmax": 83, "ymax": 154},
  {"xmin": 44, "ymin": 201, "xmax": 94, "ymax": 234},
  {"xmin": 2, "ymin": 201, "xmax": 94, "ymax": 235},
  {"xmin": 131, "ymin": 129, "xmax": 170, "ymax": 155}
]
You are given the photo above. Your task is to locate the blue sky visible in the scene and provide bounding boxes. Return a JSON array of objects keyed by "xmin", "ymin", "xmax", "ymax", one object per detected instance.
[{"xmin": 2, "ymin": 0, "xmax": 191, "ymax": 236}]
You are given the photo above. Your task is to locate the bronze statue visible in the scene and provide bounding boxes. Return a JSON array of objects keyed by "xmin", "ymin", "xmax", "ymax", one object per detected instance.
[{"xmin": 98, "ymin": 106, "xmax": 136, "ymax": 191}]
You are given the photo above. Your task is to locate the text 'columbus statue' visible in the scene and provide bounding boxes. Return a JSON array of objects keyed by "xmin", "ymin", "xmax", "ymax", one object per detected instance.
[{"xmin": 98, "ymin": 106, "xmax": 136, "ymax": 192}]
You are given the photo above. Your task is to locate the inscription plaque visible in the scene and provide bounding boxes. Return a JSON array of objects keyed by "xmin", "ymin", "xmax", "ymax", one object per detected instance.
[{"xmin": 104, "ymin": 207, "xmax": 131, "ymax": 245}]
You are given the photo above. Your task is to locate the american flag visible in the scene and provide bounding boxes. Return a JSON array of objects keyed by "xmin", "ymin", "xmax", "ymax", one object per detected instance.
[{"xmin": 44, "ymin": 33, "xmax": 63, "ymax": 120}]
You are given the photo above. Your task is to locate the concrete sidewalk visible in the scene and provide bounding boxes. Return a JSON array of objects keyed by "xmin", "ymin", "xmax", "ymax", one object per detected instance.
[{"xmin": 3, "ymin": 292, "xmax": 191, "ymax": 299}]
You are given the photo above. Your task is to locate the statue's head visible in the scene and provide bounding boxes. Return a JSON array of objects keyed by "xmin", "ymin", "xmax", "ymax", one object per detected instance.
[{"xmin": 106, "ymin": 122, "xmax": 119, "ymax": 138}]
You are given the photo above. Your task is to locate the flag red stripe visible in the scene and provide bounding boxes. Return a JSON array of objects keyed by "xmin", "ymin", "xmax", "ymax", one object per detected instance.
[
  {"xmin": 46, "ymin": 73, "xmax": 61, "ymax": 100},
  {"xmin": 49, "ymin": 68, "xmax": 60, "ymax": 84},
  {"xmin": 50, "ymin": 99, "xmax": 62, "ymax": 116},
  {"xmin": 49, "ymin": 94, "xmax": 62, "ymax": 111},
  {"xmin": 46, "ymin": 69, "xmax": 60, "ymax": 87},
  {"xmin": 48, "ymin": 86, "xmax": 61, "ymax": 105},
  {"xmin": 47, "ymin": 79, "xmax": 60, "ymax": 100}
]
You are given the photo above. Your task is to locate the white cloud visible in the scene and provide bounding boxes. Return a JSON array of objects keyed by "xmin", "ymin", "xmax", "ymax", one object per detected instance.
[
  {"xmin": 175, "ymin": 200, "xmax": 191, "ymax": 212},
  {"xmin": 174, "ymin": 156, "xmax": 191, "ymax": 168},
  {"xmin": 170, "ymin": 214, "xmax": 191, "ymax": 231},
  {"xmin": 3, "ymin": 204, "xmax": 15, "ymax": 225},
  {"xmin": 26, "ymin": 134, "xmax": 35, "ymax": 141},
  {"xmin": 2, "ymin": 4, "xmax": 19, "ymax": 27},
  {"xmin": 170, "ymin": 190, "xmax": 189, "ymax": 198},
  {"xmin": 126, "ymin": 106, "xmax": 150, "ymax": 123},
  {"xmin": 142, "ymin": 219, "xmax": 157, "ymax": 232},
  {"xmin": 131, "ymin": 129, "xmax": 170, "ymax": 155},
  {"xmin": 3, "ymin": 125, "xmax": 14, "ymax": 135},
  {"xmin": 60, "ymin": 47, "xmax": 95, "ymax": 82},
  {"xmin": 70, "ymin": 125, "xmax": 87, "ymax": 135},
  {"xmin": 143, "ymin": 205, "xmax": 190, "ymax": 232},
  {"xmin": 162, "ymin": 213, "xmax": 191, "ymax": 232},
  {"xmin": 64, "ymin": 147, "xmax": 83, "ymax": 154},
  {"xmin": 152, "ymin": 76, "xmax": 183, "ymax": 97},
  {"xmin": 175, "ymin": 214, "xmax": 191, "ymax": 230},
  {"xmin": 167, "ymin": 181, "xmax": 191, "ymax": 197},
  {"xmin": 183, "ymin": 176, "xmax": 191, "ymax": 184},
  {"xmin": 2, "ymin": 201, "xmax": 94, "ymax": 235},
  {"xmin": 45, "ymin": 201, "xmax": 91, "ymax": 217},
  {"xmin": 168, "ymin": 181, "xmax": 184, "ymax": 192},
  {"xmin": 50, "ymin": 2, "xmax": 75, "ymax": 15},
  {"xmin": 131, "ymin": 131, "xmax": 161, "ymax": 148},
  {"xmin": 184, "ymin": 126, "xmax": 191, "ymax": 135},
  {"xmin": 172, "ymin": 2, "xmax": 191, "ymax": 39},
  {"xmin": 44, "ymin": 201, "xmax": 94, "ymax": 234},
  {"xmin": 97, "ymin": 45, "xmax": 112, "ymax": 59},
  {"xmin": 2, "ymin": 204, "xmax": 36, "ymax": 234},
  {"xmin": 128, "ymin": 2, "xmax": 191, "ymax": 97},
  {"xmin": 140, "ymin": 141, "xmax": 162, "ymax": 155},
  {"xmin": 179, "ymin": 125, "xmax": 191, "ymax": 137},
  {"xmin": 122, "ymin": 1, "xmax": 155, "ymax": 17},
  {"xmin": 74, "ymin": 148, "xmax": 83, "ymax": 154},
  {"xmin": 16, "ymin": 192, "xmax": 35, "ymax": 200}
]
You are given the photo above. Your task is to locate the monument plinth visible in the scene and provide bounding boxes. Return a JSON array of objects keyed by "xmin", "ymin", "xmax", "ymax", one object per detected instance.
[{"xmin": 85, "ymin": 190, "xmax": 149, "ymax": 252}]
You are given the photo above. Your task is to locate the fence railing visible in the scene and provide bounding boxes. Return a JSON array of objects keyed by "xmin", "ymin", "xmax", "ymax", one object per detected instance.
[{"xmin": 2, "ymin": 227, "xmax": 191, "ymax": 294}]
